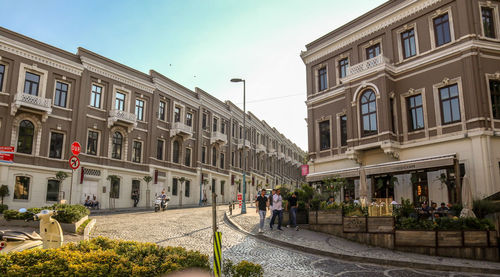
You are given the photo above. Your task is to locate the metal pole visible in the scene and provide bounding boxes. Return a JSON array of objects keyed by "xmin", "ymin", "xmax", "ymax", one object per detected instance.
[
  {"xmin": 69, "ymin": 169, "xmax": 74, "ymax": 204},
  {"xmin": 242, "ymin": 80, "xmax": 247, "ymax": 214},
  {"xmin": 199, "ymin": 164, "xmax": 203, "ymax": 206},
  {"xmin": 212, "ymin": 191, "xmax": 217, "ymax": 233}
]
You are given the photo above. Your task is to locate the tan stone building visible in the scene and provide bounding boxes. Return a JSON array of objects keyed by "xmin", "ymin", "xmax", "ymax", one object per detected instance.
[
  {"xmin": 302, "ymin": 0, "xmax": 500, "ymax": 204},
  {"xmin": 0, "ymin": 27, "xmax": 305, "ymax": 210}
]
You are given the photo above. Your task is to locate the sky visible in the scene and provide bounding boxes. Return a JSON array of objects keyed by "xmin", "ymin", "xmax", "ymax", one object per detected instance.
[{"xmin": 0, "ymin": 0, "xmax": 387, "ymax": 151}]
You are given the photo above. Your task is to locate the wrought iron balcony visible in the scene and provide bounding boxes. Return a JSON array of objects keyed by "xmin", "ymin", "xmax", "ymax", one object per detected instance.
[
  {"xmin": 108, "ymin": 109, "xmax": 137, "ymax": 132},
  {"xmin": 210, "ymin": 131, "xmax": 227, "ymax": 145},
  {"xmin": 256, "ymin": 144, "xmax": 267, "ymax": 154},
  {"xmin": 11, "ymin": 93, "xmax": 52, "ymax": 121},
  {"xmin": 341, "ymin": 55, "xmax": 390, "ymax": 82},
  {"xmin": 237, "ymin": 139, "xmax": 251, "ymax": 149},
  {"xmin": 170, "ymin": 122, "xmax": 193, "ymax": 139}
]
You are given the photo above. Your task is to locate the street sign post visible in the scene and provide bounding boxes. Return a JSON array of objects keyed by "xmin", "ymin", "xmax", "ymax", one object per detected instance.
[
  {"xmin": 71, "ymin": 142, "xmax": 81, "ymax": 156},
  {"xmin": 69, "ymin": 155, "xmax": 80, "ymax": 170}
]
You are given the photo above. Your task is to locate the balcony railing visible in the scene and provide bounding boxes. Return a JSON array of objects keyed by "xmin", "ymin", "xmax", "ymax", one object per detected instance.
[
  {"xmin": 11, "ymin": 93, "xmax": 52, "ymax": 121},
  {"xmin": 237, "ymin": 139, "xmax": 251, "ymax": 149},
  {"xmin": 170, "ymin": 122, "xmax": 193, "ymax": 139},
  {"xmin": 278, "ymin": 152, "xmax": 285, "ymax": 160},
  {"xmin": 108, "ymin": 109, "xmax": 137, "ymax": 131},
  {"xmin": 341, "ymin": 55, "xmax": 390, "ymax": 81},
  {"xmin": 285, "ymin": 156, "xmax": 292, "ymax": 163},
  {"xmin": 210, "ymin": 131, "xmax": 227, "ymax": 145},
  {"xmin": 256, "ymin": 144, "xmax": 267, "ymax": 154},
  {"xmin": 267, "ymin": 148, "xmax": 277, "ymax": 157}
]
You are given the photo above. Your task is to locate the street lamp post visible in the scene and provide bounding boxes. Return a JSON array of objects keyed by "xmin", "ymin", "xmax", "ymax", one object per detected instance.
[{"xmin": 231, "ymin": 78, "xmax": 246, "ymax": 214}]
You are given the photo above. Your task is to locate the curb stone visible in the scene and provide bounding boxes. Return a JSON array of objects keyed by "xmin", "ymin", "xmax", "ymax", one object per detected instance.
[
  {"xmin": 83, "ymin": 219, "xmax": 96, "ymax": 240},
  {"xmin": 224, "ymin": 212, "xmax": 500, "ymax": 275}
]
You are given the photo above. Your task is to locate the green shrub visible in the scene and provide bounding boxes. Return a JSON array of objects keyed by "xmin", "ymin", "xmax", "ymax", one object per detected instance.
[
  {"xmin": 473, "ymin": 200, "xmax": 500, "ymax": 219},
  {"xmin": 396, "ymin": 217, "xmax": 495, "ymax": 231},
  {"xmin": 319, "ymin": 201, "xmax": 341, "ymax": 210},
  {"xmin": 222, "ymin": 259, "xmax": 263, "ymax": 277},
  {"xmin": 0, "ymin": 204, "xmax": 7, "ymax": 214},
  {"xmin": 0, "ymin": 237, "xmax": 210, "ymax": 276},
  {"xmin": 397, "ymin": 217, "xmax": 436, "ymax": 230},
  {"xmin": 297, "ymin": 200, "xmax": 307, "ymax": 212},
  {"xmin": 310, "ymin": 198, "xmax": 321, "ymax": 211},
  {"xmin": 342, "ymin": 203, "xmax": 368, "ymax": 217},
  {"xmin": 2, "ymin": 204, "xmax": 88, "ymax": 223},
  {"xmin": 393, "ymin": 198, "xmax": 415, "ymax": 219}
]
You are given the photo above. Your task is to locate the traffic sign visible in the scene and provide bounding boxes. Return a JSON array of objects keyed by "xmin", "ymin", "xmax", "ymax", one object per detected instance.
[
  {"xmin": 71, "ymin": 142, "xmax": 81, "ymax": 156},
  {"xmin": 69, "ymin": 155, "xmax": 80, "ymax": 170}
]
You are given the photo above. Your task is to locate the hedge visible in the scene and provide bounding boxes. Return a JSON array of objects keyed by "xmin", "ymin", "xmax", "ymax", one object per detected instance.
[
  {"xmin": 396, "ymin": 217, "xmax": 495, "ymax": 231},
  {"xmin": 0, "ymin": 237, "xmax": 210, "ymax": 276},
  {"xmin": 2, "ymin": 204, "xmax": 89, "ymax": 224},
  {"xmin": 223, "ymin": 259, "xmax": 264, "ymax": 277}
]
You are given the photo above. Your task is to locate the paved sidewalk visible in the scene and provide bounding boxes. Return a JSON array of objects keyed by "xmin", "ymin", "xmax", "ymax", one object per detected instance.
[{"xmin": 226, "ymin": 209, "xmax": 500, "ymax": 275}]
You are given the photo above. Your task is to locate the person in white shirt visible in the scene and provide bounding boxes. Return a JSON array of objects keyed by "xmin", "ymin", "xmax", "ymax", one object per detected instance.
[{"xmin": 269, "ymin": 189, "xmax": 283, "ymax": 230}]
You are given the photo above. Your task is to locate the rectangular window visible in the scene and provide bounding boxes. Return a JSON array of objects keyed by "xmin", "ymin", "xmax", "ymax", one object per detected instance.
[
  {"xmin": 186, "ymin": 113, "xmax": 193, "ymax": 127},
  {"xmin": 132, "ymin": 141, "xmax": 142, "ymax": 163},
  {"xmin": 319, "ymin": 120, "xmax": 330, "ymax": 150},
  {"xmin": 390, "ymin": 98, "xmax": 396, "ymax": 133},
  {"xmin": 185, "ymin": 148, "xmax": 191, "ymax": 167},
  {"xmin": 202, "ymin": 147, "xmax": 207, "ymax": 164},
  {"xmin": 174, "ymin": 107, "xmax": 181, "ymax": 122},
  {"xmin": 132, "ymin": 180, "xmax": 140, "ymax": 196},
  {"xmin": 213, "ymin": 118, "xmax": 218, "ymax": 132},
  {"xmin": 115, "ymin": 92, "xmax": 126, "ymax": 111},
  {"xmin": 220, "ymin": 153, "xmax": 225, "ymax": 169},
  {"xmin": 318, "ymin": 67, "xmax": 327, "ymax": 91},
  {"xmin": 221, "ymin": 123, "xmax": 225, "ymax": 134},
  {"xmin": 231, "ymin": 151, "xmax": 234, "ymax": 166},
  {"xmin": 401, "ymin": 29, "xmax": 417, "ymax": 59},
  {"xmin": 366, "ymin": 43, "xmax": 381, "ymax": 59},
  {"xmin": 239, "ymin": 152, "xmax": 242, "ymax": 168},
  {"xmin": 221, "ymin": 181, "xmax": 224, "ymax": 195},
  {"xmin": 232, "ymin": 123, "xmax": 236, "ymax": 137},
  {"xmin": 433, "ymin": 13, "xmax": 451, "ymax": 47},
  {"xmin": 482, "ymin": 7, "xmax": 496, "ymax": 38},
  {"xmin": 91, "ymin": 84, "xmax": 102, "ymax": 108},
  {"xmin": 340, "ymin": 115, "xmax": 347, "ymax": 147},
  {"xmin": 202, "ymin": 113, "xmax": 208, "ymax": 130},
  {"xmin": 239, "ymin": 126, "xmax": 242, "ymax": 138},
  {"xmin": 0, "ymin": 64, "xmax": 4, "ymax": 91},
  {"xmin": 172, "ymin": 178, "xmax": 178, "ymax": 196},
  {"xmin": 159, "ymin": 101, "xmax": 166, "ymax": 121},
  {"xmin": 110, "ymin": 178, "xmax": 120, "ymax": 199},
  {"xmin": 54, "ymin": 81, "xmax": 68, "ymax": 108},
  {"xmin": 407, "ymin": 94, "xmax": 425, "ymax": 131},
  {"xmin": 24, "ymin": 72, "xmax": 40, "ymax": 96},
  {"xmin": 339, "ymin": 58, "xmax": 348, "ymax": 79},
  {"xmin": 490, "ymin": 80, "xmax": 500, "ymax": 119},
  {"xmin": 157, "ymin": 139, "xmax": 164, "ymax": 160},
  {"xmin": 135, "ymin": 99, "xmax": 144, "ymax": 121},
  {"xmin": 46, "ymin": 180, "xmax": 59, "ymax": 202},
  {"xmin": 14, "ymin": 176, "xmax": 30, "ymax": 200},
  {"xmin": 185, "ymin": 180, "xmax": 190, "ymax": 197},
  {"xmin": 87, "ymin": 130, "xmax": 98, "ymax": 155},
  {"xmin": 212, "ymin": 179, "xmax": 216, "ymax": 193},
  {"xmin": 439, "ymin": 84, "xmax": 461, "ymax": 124},
  {"xmin": 49, "ymin": 132, "xmax": 64, "ymax": 159}
]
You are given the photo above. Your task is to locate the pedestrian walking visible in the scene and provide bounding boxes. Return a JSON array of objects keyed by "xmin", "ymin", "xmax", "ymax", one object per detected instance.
[
  {"xmin": 287, "ymin": 192, "xmax": 299, "ymax": 231},
  {"xmin": 268, "ymin": 189, "xmax": 275, "ymax": 218},
  {"xmin": 269, "ymin": 189, "xmax": 283, "ymax": 230},
  {"xmin": 255, "ymin": 189, "xmax": 268, "ymax": 233}
]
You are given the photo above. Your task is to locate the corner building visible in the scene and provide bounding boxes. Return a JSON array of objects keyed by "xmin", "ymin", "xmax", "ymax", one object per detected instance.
[
  {"xmin": 0, "ymin": 27, "xmax": 305, "ymax": 210},
  {"xmin": 302, "ymin": 0, "xmax": 500, "ymax": 204}
]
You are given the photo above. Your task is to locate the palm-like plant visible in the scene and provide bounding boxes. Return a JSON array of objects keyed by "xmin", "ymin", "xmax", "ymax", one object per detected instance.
[{"xmin": 143, "ymin": 175, "xmax": 153, "ymax": 188}]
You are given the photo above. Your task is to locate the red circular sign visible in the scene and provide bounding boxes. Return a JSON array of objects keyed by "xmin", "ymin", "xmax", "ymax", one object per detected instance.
[
  {"xmin": 71, "ymin": 142, "xmax": 81, "ymax": 156},
  {"xmin": 69, "ymin": 155, "xmax": 80, "ymax": 170}
]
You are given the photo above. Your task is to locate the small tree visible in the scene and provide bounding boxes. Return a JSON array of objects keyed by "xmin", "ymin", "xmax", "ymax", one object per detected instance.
[
  {"xmin": 143, "ymin": 175, "xmax": 153, "ymax": 188},
  {"xmin": 55, "ymin": 171, "xmax": 68, "ymax": 201},
  {"xmin": 0, "ymin": 184, "xmax": 9, "ymax": 206},
  {"xmin": 322, "ymin": 175, "xmax": 347, "ymax": 200}
]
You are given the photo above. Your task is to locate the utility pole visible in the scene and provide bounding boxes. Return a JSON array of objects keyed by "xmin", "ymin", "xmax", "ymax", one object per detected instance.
[{"xmin": 212, "ymin": 190, "xmax": 217, "ymax": 233}]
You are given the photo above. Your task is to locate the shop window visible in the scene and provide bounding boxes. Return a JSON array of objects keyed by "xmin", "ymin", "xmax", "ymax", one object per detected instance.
[
  {"xmin": 110, "ymin": 178, "xmax": 120, "ymax": 199},
  {"xmin": 172, "ymin": 178, "xmax": 178, "ymax": 196},
  {"xmin": 185, "ymin": 180, "xmax": 190, "ymax": 197},
  {"xmin": 14, "ymin": 176, "xmax": 30, "ymax": 200},
  {"xmin": 46, "ymin": 179, "xmax": 59, "ymax": 202}
]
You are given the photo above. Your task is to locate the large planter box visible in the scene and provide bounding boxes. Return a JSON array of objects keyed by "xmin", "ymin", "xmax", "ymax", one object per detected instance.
[
  {"xmin": 489, "ymin": 230, "xmax": 498, "ymax": 246},
  {"xmin": 437, "ymin": 231, "xmax": 462, "ymax": 247},
  {"xmin": 367, "ymin": 216, "xmax": 394, "ymax": 233},
  {"xmin": 343, "ymin": 216, "xmax": 367, "ymax": 233},
  {"xmin": 309, "ymin": 211, "xmax": 317, "ymax": 224},
  {"xmin": 464, "ymin": 231, "xmax": 488, "ymax": 247},
  {"xmin": 395, "ymin": 230, "xmax": 436, "ymax": 247},
  {"xmin": 0, "ymin": 215, "xmax": 88, "ymax": 234},
  {"xmin": 282, "ymin": 211, "xmax": 308, "ymax": 225},
  {"xmin": 60, "ymin": 215, "xmax": 89, "ymax": 233},
  {"xmin": 317, "ymin": 210, "xmax": 342, "ymax": 225}
]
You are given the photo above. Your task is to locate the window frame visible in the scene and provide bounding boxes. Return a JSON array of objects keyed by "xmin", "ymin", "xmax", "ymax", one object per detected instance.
[
  {"xmin": 185, "ymin": 180, "xmax": 190, "ymax": 197},
  {"xmin": 172, "ymin": 178, "xmax": 178, "ymax": 196},
  {"xmin": 110, "ymin": 177, "xmax": 120, "ymax": 199},
  {"xmin": 132, "ymin": 140, "xmax": 142, "ymax": 163},
  {"xmin": 220, "ymin": 152, "xmax": 225, "ymax": 169},
  {"xmin": 212, "ymin": 146, "xmax": 217, "ymax": 167},
  {"xmin": 115, "ymin": 91, "xmax": 126, "ymax": 111},
  {"xmin": 184, "ymin": 147, "xmax": 191, "ymax": 167},
  {"xmin": 401, "ymin": 28, "xmax": 417, "ymax": 59},
  {"xmin": 407, "ymin": 94, "xmax": 425, "ymax": 131},
  {"xmin": 338, "ymin": 57, "xmax": 349, "ymax": 79},
  {"xmin": 479, "ymin": 1, "xmax": 500, "ymax": 39},
  {"xmin": 318, "ymin": 120, "xmax": 331, "ymax": 151},
  {"xmin": 135, "ymin": 98, "xmax": 145, "ymax": 121},
  {"xmin": 23, "ymin": 71, "xmax": 40, "ymax": 96},
  {"xmin": 174, "ymin": 106, "xmax": 181, "ymax": 123},
  {"xmin": 48, "ymin": 131, "xmax": 65, "ymax": 159},
  {"xmin": 172, "ymin": 140, "xmax": 180, "ymax": 164},
  {"xmin": 13, "ymin": 175, "xmax": 31, "ymax": 201},
  {"xmin": 17, "ymin": 119, "xmax": 35, "ymax": 155},
  {"xmin": 439, "ymin": 84, "xmax": 461, "ymax": 125},
  {"xmin": 90, "ymin": 83, "xmax": 103, "ymax": 109},
  {"xmin": 429, "ymin": 8, "xmax": 455, "ymax": 49},
  {"xmin": 17, "ymin": 63, "xmax": 48, "ymax": 98},
  {"xmin": 0, "ymin": 63, "xmax": 5, "ymax": 93},
  {"xmin": 202, "ymin": 113, "xmax": 208, "ymax": 130},
  {"xmin": 86, "ymin": 129, "xmax": 100, "ymax": 156},
  {"xmin": 157, "ymin": 139, "xmax": 164, "ymax": 160},
  {"xmin": 186, "ymin": 112, "xmax": 193, "ymax": 127},
  {"xmin": 365, "ymin": 43, "xmax": 381, "ymax": 60},
  {"xmin": 213, "ymin": 117, "xmax": 218, "ymax": 132},
  {"xmin": 53, "ymin": 80, "xmax": 70, "ymax": 108},
  {"xmin": 317, "ymin": 66, "xmax": 328, "ymax": 92},
  {"xmin": 158, "ymin": 100, "xmax": 166, "ymax": 121},
  {"xmin": 360, "ymin": 89, "xmax": 378, "ymax": 137},
  {"xmin": 202, "ymin": 146, "xmax": 207, "ymax": 164},
  {"xmin": 46, "ymin": 179, "xmax": 60, "ymax": 202},
  {"xmin": 340, "ymin": 115, "xmax": 348, "ymax": 147},
  {"xmin": 111, "ymin": 131, "xmax": 124, "ymax": 160}
]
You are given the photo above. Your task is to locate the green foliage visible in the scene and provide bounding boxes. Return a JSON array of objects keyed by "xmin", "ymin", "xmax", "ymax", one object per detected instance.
[
  {"xmin": 473, "ymin": 200, "xmax": 500, "ymax": 219},
  {"xmin": 396, "ymin": 217, "xmax": 495, "ymax": 231},
  {"xmin": 297, "ymin": 184, "xmax": 314, "ymax": 201},
  {"xmin": 143, "ymin": 176, "xmax": 153, "ymax": 186},
  {"xmin": 310, "ymin": 198, "xmax": 321, "ymax": 211},
  {"xmin": 76, "ymin": 218, "xmax": 92, "ymax": 235},
  {"xmin": 321, "ymin": 176, "xmax": 345, "ymax": 198},
  {"xmin": 0, "ymin": 237, "xmax": 210, "ymax": 276},
  {"xmin": 0, "ymin": 204, "xmax": 8, "ymax": 214},
  {"xmin": 222, "ymin": 259, "xmax": 263, "ymax": 277},
  {"xmin": 2, "ymin": 204, "xmax": 89, "ymax": 223},
  {"xmin": 397, "ymin": 217, "xmax": 436, "ymax": 230},
  {"xmin": 342, "ymin": 203, "xmax": 368, "ymax": 217},
  {"xmin": 55, "ymin": 171, "xmax": 68, "ymax": 182},
  {"xmin": 449, "ymin": 203, "xmax": 463, "ymax": 217},
  {"xmin": 393, "ymin": 198, "xmax": 415, "ymax": 219},
  {"xmin": 0, "ymin": 184, "xmax": 9, "ymax": 205},
  {"xmin": 282, "ymin": 200, "xmax": 288, "ymax": 211},
  {"xmin": 297, "ymin": 201, "xmax": 306, "ymax": 212},
  {"xmin": 319, "ymin": 201, "xmax": 341, "ymax": 210}
]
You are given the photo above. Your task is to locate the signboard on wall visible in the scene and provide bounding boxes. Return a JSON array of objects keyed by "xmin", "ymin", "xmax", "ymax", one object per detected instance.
[
  {"xmin": 301, "ymin": 165, "xmax": 309, "ymax": 176},
  {"xmin": 0, "ymin": 146, "xmax": 14, "ymax": 163}
]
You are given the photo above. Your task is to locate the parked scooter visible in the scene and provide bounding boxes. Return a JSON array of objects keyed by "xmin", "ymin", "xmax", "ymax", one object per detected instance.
[
  {"xmin": 154, "ymin": 196, "xmax": 169, "ymax": 212},
  {"xmin": 0, "ymin": 208, "xmax": 64, "ymax": 253}
]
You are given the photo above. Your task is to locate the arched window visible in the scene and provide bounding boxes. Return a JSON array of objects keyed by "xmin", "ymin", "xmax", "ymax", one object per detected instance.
[
  {"xmin": 17, "ymin": 120, "xmax": 34, "ymax": 154},
  {"xmin": 112, "ymin": 132, "xmax": 123, "ymax": 159},
  {"xmin": 212, "ymin": 146, "xmax": 217, "ymax": 167},
  {"xmin": 172, "ymin": 140, "xmax": 180, "ymax": 163},
  {"xmin": 360, "ymin": 89, "xmax": 377, "ymax": 136}
]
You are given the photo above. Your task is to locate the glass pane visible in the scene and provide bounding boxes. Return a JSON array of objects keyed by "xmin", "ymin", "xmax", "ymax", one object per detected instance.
[
  {"xmin": 369, "ymin": 101, "xmax": 376, "ymax": 112},
  {"xmin": 416, "ymin": 108, "xmax": 424, "ymax": 129},
  {"xmin": 46, "ymin": 180, "xmax": 59, "ymax": 202},
  {"xmin": 449, "ymin": 85, "xmax": 458, "ymax": 97},
  {"xmin": 443, "ymin": 101, "xmax": 451, "ymax": 123},
  {"xmin": 363, "ymin": 116, "xmax": 370, "ymax": 131},
  {"xmin": 451, "ymin": 98, "xmax": 460, "ymax": 121},
  {"xmin": 440, "ymin": 88, "xmax": 449, "ymax": 99},
  {"xmin": 370, "ymin": 114, "xmax": 377, "ymax": 131},
  {"xmin": 361, "ymin": 103, "xmax": 368, "ymax": 114},
  {"xmin": 415, "ymin": 95, "xmax": 422, "ymax": 106}
]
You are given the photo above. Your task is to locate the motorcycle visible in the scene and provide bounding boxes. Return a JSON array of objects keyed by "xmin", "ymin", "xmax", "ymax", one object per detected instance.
[
  {"xmin": 0, "ymin": 208, "xmax": 64, "ymax": 253},
  {"xmin": 154, "ymin": 196, "xmax": 169, "ymax": 212}
]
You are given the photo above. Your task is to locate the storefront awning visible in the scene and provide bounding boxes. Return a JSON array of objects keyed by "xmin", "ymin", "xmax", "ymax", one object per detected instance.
[
  {"xmin": 364, "ymin": 154, "xmax": 456, "ymax": 176},
  {"xmin": 306, "ymin": 167, "xmax": 360, "ymax": 182}
]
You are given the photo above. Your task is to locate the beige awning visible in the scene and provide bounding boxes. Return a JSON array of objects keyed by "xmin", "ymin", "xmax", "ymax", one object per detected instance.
[
  {"xmin": 306, "ymin": 167, "xmax": 360, "ymax": 182},
  {"xmin": 364, "ymin": 154, "xmax": 456, "ymax": 176}
]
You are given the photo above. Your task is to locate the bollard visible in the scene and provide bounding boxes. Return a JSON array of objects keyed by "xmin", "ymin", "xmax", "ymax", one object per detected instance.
[{"xmin": 229, "ymin": 203, "xmax": 232, "ymax": 215}]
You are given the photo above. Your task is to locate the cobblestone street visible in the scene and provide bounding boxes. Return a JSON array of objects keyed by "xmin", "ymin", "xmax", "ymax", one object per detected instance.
[{"xmin": 91, "ymin": 206, "xmax": 494, "ymax": 276}]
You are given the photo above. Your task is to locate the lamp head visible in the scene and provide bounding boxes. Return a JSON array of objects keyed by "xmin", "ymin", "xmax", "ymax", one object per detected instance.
[{"xmin": 230, "ymin": 78, "xmax": 244, "ymax": 83}]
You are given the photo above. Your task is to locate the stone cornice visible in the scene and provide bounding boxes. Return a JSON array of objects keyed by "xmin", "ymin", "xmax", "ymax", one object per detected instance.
[
  {"xmin": 81, "ymin": 56, "xmax": 155, "ymax": 93},
  {"xmin": 0, "ymin": 34, "xmax": 84, "ymax": 76},
  {"xmin": 153, "ymin": 77, "xmax": 200, "ymax": 108},
  {"xmin": 301, "ymin": 0, "xmax": 443, "ymax": 64}
]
